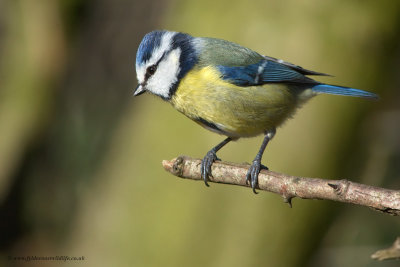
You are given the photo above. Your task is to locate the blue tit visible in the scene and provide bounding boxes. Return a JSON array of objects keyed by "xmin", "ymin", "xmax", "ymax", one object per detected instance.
[{"xmin": 134, "ymin": 30, "xmax": 378, "ymax": 193}]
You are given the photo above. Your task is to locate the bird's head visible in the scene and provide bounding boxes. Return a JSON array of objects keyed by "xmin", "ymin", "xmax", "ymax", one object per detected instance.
[{"xmin": 134, "ymin": 30, "xmax": 198, "ymax": 100}]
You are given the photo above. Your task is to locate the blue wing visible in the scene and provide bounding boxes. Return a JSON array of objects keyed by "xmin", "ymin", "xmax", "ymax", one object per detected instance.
[
  {"xmin": 216, "ymin": 58, "xmax": 378, "ymax": 99},
  {"xmin": 217, "ymin": 59, "xmax": 320, "ymax": 86}
]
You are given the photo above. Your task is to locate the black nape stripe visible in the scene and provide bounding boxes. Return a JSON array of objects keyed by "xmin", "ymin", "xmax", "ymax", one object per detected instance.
[{"xmin": 168, "ymin": 33, "xmax": 198, "ymax": 98}]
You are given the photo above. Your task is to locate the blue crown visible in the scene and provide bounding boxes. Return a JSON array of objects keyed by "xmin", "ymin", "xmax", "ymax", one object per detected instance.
[{"xmin": 136, "ymin": 31, "xmax": 165, "ymax": 66}]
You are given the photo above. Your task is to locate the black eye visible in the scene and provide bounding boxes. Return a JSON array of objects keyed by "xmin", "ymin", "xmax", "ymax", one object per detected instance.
[{"xmin": 146, "ymin": 65, "xmax": 157, "ymax": 77}]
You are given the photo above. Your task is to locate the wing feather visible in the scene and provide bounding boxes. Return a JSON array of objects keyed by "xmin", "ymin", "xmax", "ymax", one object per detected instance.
[
  {"xmin": 196, "ymin": 37, "xmax": 330, "ymax": 87},
  {"xmin": 217, "ymin": 59, "xmax": 320, "ymax": 86}
]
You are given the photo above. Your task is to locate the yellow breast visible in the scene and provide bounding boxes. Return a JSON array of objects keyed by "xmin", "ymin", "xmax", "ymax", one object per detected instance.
[{"xmin": 171, "ymin": 66, "xmax": 309, "ymax": 137}]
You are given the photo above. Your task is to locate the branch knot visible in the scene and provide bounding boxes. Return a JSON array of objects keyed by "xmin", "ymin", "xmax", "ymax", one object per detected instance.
[
  {"xmin": 328, "ymin": 179, "xmax": 350, "ymax": 197},
  {"xmin": 171, "ymin": 156, "xmax": 185, "ymax": 177}
]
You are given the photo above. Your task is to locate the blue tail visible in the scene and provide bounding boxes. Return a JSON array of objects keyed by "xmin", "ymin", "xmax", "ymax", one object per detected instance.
[{"xmin": 312, "ymin": 84, "xmax": 378, "ymax": 99}]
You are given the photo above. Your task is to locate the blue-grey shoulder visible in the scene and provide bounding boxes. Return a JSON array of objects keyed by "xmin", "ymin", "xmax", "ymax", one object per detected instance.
[{"xmin": 192, "ymin": 36, "xmax": 264, "ymax": 67}]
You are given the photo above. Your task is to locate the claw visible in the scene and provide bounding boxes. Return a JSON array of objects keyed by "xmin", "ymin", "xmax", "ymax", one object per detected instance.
[
  {"xmin": 246, "ymin": 160, "xmax": 262, "ymax": 194},
  {"xmin": 245, "ymin": 129, "xmax": 275, "ymax": 193},
  {"xmin": 246, "ymin": 162, "xmax": 269, "ymax": 193},
  {"xmin": 201, "ymin": 150, "xmax": 218, "ymax": 186},
  {"xmin": 200, "ymin": 137, "xmax": 232, "ymax": 187}
]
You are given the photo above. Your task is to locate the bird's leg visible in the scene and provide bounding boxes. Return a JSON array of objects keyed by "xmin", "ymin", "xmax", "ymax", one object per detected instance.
[
  {"xmin": 201, "ymin": 137, "xmax": 232, "ymax": 186},
  {"xmin": 246, "ymin": 129, "xmax": 276, "ymax": 193}
]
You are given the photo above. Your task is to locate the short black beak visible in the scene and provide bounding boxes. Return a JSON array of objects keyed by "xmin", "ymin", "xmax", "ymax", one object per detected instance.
[{"xmin": 133, "ymin": 84, "xmax": 146, "ymax": 96}]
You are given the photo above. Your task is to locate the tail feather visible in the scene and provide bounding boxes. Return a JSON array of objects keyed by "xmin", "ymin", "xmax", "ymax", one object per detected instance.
[{"xmin": 312, "ymin": 84, "xmax": 378, "ymax": 100}]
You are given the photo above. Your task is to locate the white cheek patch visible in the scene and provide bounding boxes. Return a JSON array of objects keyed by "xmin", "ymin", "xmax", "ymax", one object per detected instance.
[
  {"xmin": 136, "ymin": 31, "xmax": 177, "ymax": 85},
  {"xmin": 146, "ymin": 48, "xmax": 181, "ymax": 98}
]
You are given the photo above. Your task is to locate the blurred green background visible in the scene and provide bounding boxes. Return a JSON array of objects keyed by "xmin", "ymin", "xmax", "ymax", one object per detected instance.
[{"xmin": 0, "ymin": 0, "xmax": 399, "ymax": 266}]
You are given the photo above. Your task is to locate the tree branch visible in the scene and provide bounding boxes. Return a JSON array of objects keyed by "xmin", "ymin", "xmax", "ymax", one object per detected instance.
[
  {"xmin": 371, "ymin": 237, "xmax": 400, "ymax": 261},
  {"xmin": 162, "ymin": 156, "xmax": 400, "ymax": 216}
]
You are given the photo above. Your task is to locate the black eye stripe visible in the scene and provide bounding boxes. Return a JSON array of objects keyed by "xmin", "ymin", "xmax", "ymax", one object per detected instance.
[
  {"xmin": 144, "ymin": 51, "xmax": 169, "ymax": 81},
  {"xmin": 157, "ymin": 51, "xmax": 168, "ymax": 65},
  {"xmin": 147, "ymin": 65, "xmax": 156, "ymax": 75}
]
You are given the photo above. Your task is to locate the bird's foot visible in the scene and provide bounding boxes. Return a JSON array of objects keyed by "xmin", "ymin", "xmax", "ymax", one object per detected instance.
[
  {"xmin": 246, "ymin": 160, "xmax": 268, "ymax": 194},
  {"xmin": 201, "ymin": 150, "xmax": 220, "ymax": 186}
]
